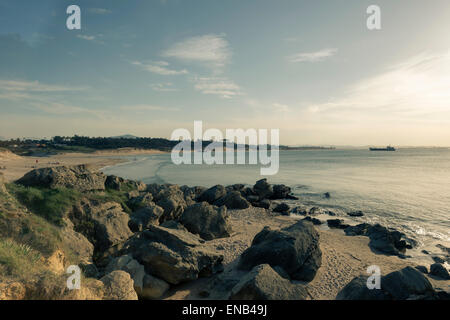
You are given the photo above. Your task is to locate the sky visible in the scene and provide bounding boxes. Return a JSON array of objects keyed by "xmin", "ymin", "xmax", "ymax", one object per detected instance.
[{"xmin": 0, "ymin": 0, "xmax": 450, "ymax": 146}]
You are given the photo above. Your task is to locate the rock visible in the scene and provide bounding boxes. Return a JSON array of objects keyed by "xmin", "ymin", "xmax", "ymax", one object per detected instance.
[
  {"xmin": 114, "ymin": 225, "xmax": 224, "ymax": 285},
  {"xmin": 69, "ymin": 200, "xmax": 133, "ymax": 252},
  {"xmin": 429, "ymin": 263, "xmax": 450, "ymax": 280},
  {"xmin": 179, "ymin": 202, "xmax": 232, "ymax": 240},
  {"xmin": 160, "ymin": 220, "xmax": 188, "ymax": 232},
  {"xmin": 100, "ymin": 270, "xmax": 138, "ymax": 300},
  {"xmin": 238, "ymin": 220, "xmax": 322, "ymax": 282},
  {"xmin": 17, "ymin": 165, "xmax": 106, "ymax": 192},
  {"xmin": 141, "ymin": 274, "xmax": 170, "ymax": 299},
  {"xmin": 214, "ymin": 191, "xmax": 250, "ymax": 209},
  {"xmin": 347, "ymin": 210, "xmax": 364, "ymax": 217},
  {"xmin": 196, "ymin": 185, "xmax": 227, "ymax": 204},
  {"xmin": 252, "ymin": 199, "xmax": 271, "ymax": 209},
  {"xmin": 324, "ymin": 192, "xmax": 331, "ymax": 199},
  {"xmin": 105, "ymin": 175, "xmax": 146, "ymax": 191},
  {"xmin": 437, "ymin": 244, "xmax": 450, "ymax": 255},
  {"xmin": 415, "ymin": 266, "xmax": 428, "ymax": 274},
  {"xmin": 80, "ymin": 263, "xmax": 99, "ymax": 278},
  {"xmin": 345, "ymin": 223, "xmax": 416, "ymax": 256},
  {"xmin": 0, "ymin": 281, "xmax": 26, "ymax": 300},
  {"xmin": 271, "ymin": 184, "xmax": 292, "ymax": 199},
  {"xmin": 432, "ymin": 256, "xmax": 446, "ymax": 264},
  {"xmin": 128, "ymin": 204, "xmax": 163, "ymax": 232},
  {"xmin": 105, "ymin": 255, "xmax": 145, "ymax": 289},
  {"xmin": 337, "ymin": 267, "xmax": 436, "ymax": 300},
  {"xmin": 154, "ymin": 186, "xmax": 187, "ymax": 222},
  {"xmin": 61, "ymin": 218, "xmax": 94, "ymax": 264},
  {"xmin": 181, "ymin": 185, "xmax": 207, "ymax": 202},
  {"xmin": 308, "ymin": 206, "xmax": 326, "ymax": 216},
  {"xmin": 273, "ymin": 202, "xmax": 290, "ymax": 214},
  {"xmin": 291, "ymin": 206, "xmax": 308, "ymax": 215},
  {"xmin": 253, "ymin": 179, "xmax": 273, "ymax": 200},
  {"xmin": 229, "ymin": 264, "xmax": 308, "ymax": 300},
  {"xmin": 381, "ymin": 266, "xmax": 435, "ymax": 299},
  {"xmin": 302, "ymin": 216, "xmax": 322, "ymax": 225},
  {"xmin": 226, "ymin": 184, "xmax": 245, "ymax": 193},
  {"xmin": 327, "ymin": 219, "xmax": 350, "ymax": 229},
  {"xmin": 336, "ymin": 276, "xmax": 389, "ymax": 300},
  {"xmin": 127, "ymin": 192, "xmax": 154, "ymax": 211}
]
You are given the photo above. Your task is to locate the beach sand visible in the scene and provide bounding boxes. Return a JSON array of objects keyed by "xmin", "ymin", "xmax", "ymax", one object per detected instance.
[
  {"xmin": 164, "ymin": 207, "xmax": 450, "ymax": 300},
  {"xmin": 0, "ymin": 148, "xmax": 165, "ymax": 182}
]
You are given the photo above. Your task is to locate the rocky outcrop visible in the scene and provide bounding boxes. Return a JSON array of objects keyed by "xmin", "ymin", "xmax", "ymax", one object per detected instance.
[
  {"xmin": 69, "ymin": 200, "xmax": 133, "ymax": 252},
  {"xmin": 253, "ymin": 179, "xmax": 273, "ymax": 200},
  {"xmin": 128, "ymin": 204, "xmax": 163, "ymax": 232},
  {"xmin": 327, "ymin": 219, "xmax": 350, "ymax": 229},
  {"xmin": 196, "ymin": 185, "xmax": 227, "ymax": 204},
  {"xmin": 17, "ymin": 165, "xmax": 106, "ymax": 192},
  {"xmin": 127, "ymin": 192, "xmax": 154, "ymax": 211},
  {"xmin": 111, "ymin": 225, "xmax": 224, "ymax": 285},
  {"xmin": 105, "ymin": 175, "xmax": 146, "ymax": 192},
  {"xmin": 214, "ymin": 191, "xmax": 250, "ymax": 209},
  {"xmin": 347, "ymin": 210, "xmax": 364, "ymax": 217},
  {"xmin": 179, "ymin": 202, "xmax": 232, "ymax": 240},
  {"xmin": 345, "ymin": 223, "xmax": 416, "ymax": 256},
  {"xmin": 152, "ymin": 185, "xmax": 187, "ymax": 222},
  {"xmin": 238, "ymin": 220, "xmax": 322, "ymax": 282},
  {"xmin": 273, "ymin": 203, "xmax": 290, "ymax": 214},
  {"xmin": 337, "ymin": 266, "xmax": 437, "ymax": 300},
  {"xmin": 229, "ymin": 264, "xmax": 308, "ymax": 300},
  {"xmin": 100, "ymin": 270, "xmax": 138, "ymax": 300},
  {"xmin": 61, "ymin": 218, "xmax": 94, "ymax": 264}
]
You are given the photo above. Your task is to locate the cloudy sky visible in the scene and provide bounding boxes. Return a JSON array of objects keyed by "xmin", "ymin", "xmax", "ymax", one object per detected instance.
[{"xmin": 1, "ymin": 0, "xmax": 450, "ymax": 145}]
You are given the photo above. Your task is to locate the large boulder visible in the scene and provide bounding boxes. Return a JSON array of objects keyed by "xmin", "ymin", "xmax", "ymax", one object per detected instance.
[
  {"xmin": 105, "ymin": 254, "xmax": 169, "ymax": 299},
  {"xmin": 127, "ymin": 192, "xmax": 154, "ymax": 211},
  {"xmin": 253, "ymin": 179, "xmax": 273, "ymax": 200},
  {"xmin": 105, "ymin": 175, "xmax": 146, "ymax": 192},
  {"xmin": 337, "ymin": 266, "xmax": 437, "ymax": 300},
  {"xmin": 179, "ymin": 202, "xmax": 232, "ymax": 240},
  {"xmin": 229, "ymin": 264, "xmax": 308, "ymax": 300},
  {"xmin": 17, "ymin": 165, "xmax": 106, "ymax": 192},
  {"xmin": 238, "ymin": 220, "xmax": 322, "ymax": 282},
  {"xmin": 153, "ymin": 185, "xmax": 187, "ymax": 222},
  {"xmin": 271, "ymin": 184, "xmax": 292, "ymax": 199},
  {"xmin": 112, "ymin": 225, "xmax": 224, "ymax": 285},
  {"xmin": 128, "ymin": 204, "xmax": 164, "ymax": 232},
  {"xmin": 214, "ymin": 191, "xmax": 250, "ymax": 209},
  {"xmin": 100, "ymin": 270, "xmax": 138, "ymax": 300},
  {"xmin": 61, "ymin": 218, "xmax": 94, "ymax": 264},
  {"xmin": 69, "ymin": 200, "xmax": 133, "ymax": 252},
  {"xmin": 345, "ymin": 223, "xmax": 416, "ymax": 256},
  {"xmin": 196, "ymin": 185, "xmax": 227, "ymax": 204}
]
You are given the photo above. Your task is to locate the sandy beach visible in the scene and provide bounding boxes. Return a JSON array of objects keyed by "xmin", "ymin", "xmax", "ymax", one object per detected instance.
[{"xmin": 0, "ymin": 148, "xmax": 166, "ymax": 182}]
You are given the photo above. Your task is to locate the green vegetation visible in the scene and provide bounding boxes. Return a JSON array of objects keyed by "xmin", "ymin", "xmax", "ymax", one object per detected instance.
[
  {"xmin": 0, "ymin": 238, "xmax": 43, "ymax": 277},
  {"xmin": 6, "ymin": 184, "xmax": 83, "ymax": 226},
  {"xmin": 90, "ymin": 188, "xmax": 132, "ymax": 214}
]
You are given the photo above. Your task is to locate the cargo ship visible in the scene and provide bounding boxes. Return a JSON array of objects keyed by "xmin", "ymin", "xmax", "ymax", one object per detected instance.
[{"xmin": 369, "ymin": 146, "xmax": 396, "ymax": 151}]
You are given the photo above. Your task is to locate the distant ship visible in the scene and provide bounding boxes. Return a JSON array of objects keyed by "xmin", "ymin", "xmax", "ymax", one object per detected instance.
[{"xmin": 369, "ymin": 146, "xmax": 396, "ymax": 151}]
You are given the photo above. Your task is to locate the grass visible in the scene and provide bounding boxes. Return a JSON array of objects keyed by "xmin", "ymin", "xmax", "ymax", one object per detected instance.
[
  {"xmin": 6, "ymin": 184, "xmax": 83, "ymax": 226},
  {"xmin": 90, "ymin": 188, "xmax": 132, "ymax": 214},
  {"xmin": 0, "ymin": 238, "xmax": 43, "ymax": 277}
]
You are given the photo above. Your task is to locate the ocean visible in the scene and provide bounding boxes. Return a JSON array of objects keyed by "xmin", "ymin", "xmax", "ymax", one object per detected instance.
[{"xmin": 102, "ymin": 148, "xmax": 450, "ymax": 260}]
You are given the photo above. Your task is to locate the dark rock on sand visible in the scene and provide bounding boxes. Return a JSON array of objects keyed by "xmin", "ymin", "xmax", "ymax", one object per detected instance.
[
  {"xmin": 344, "ymin": 223, "xmax": 416, "ymax": 256},
  {"xmin": 252, "ymin": 199, "xmax": 271, "ymax": 209},
  {"xmin": 271, "ymin": 184, "xmax": 292, "ymax": 200},
  {"xmin": 302, "ymin": 216, "xmax": 322, "ymax": 225},
  {"xmin": 17, "ymin": 165, "xmax": 106, "ymax": 192},
  {"xmin": 273, "ymin": 202, "xmax": 290, "ymax": 214},
  {"xmin": 229, "ymin": 264, "xmax": 308, "ymax": 300},
  {"xmin": 214, "ymin": 191, "xmax": 250, "ymax": 209},
  {"xmin": 327, "ymin": 219, "xmax": 350, "ymax": 229},
  {"xmin": 253, "ymin": 179, "xmax": 273, "ymax": 200},
  {"xmin": 291, "ymin": 206, "xmax": 308, "ymax": 215},
  {"xmin": 337, "ymin": 266, "xmax": 436, "ymax": 300},
  {"xmin": 113, "ymin": 225, "xmax": 224, "ymax": 285},
  {"xmin": 347, "ymin": 210, "xmax": 364, "ymax": 217},
  {"xmin": 415, "ymin": 265, "xmax": 428, "ymax": 274},
  {"xmin": 432, "ymin": 256, "xmax": 446, "ymax": 264},
  {"xmin": 179, "ymin": 202, "xmax": 232, "ymax": 240},
  {"xmin": 324, "ymin": 192, "xmax": 331, "ymax": 199},
  {"xmin": 128, "ymin": 204, "xmax": 164, "ymax": 232},
  {"xmin": 429, "ymin": 263, "xmax": 450, "ymax": 280},
  {"xmin": 196, "ymin": 185, "xmax": 227, "ymax": 204},
  {"xmin": 238, "ymin": 220, "xmax": 322, "ymax": 282}
]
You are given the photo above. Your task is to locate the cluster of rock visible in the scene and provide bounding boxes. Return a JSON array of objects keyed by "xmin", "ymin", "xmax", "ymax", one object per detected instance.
[{"xmin": 337, "ymin": 266, "xmax": 449, "ymax": 300}]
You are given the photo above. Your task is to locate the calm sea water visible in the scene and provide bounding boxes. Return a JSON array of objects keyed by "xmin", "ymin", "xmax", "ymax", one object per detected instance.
[{"xmin": 102, "ymin": 148, "xmax": 450, "ymax": 258}]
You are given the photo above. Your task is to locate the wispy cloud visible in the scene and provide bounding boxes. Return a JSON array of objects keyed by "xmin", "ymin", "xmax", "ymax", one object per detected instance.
[
  {"xmin": 0, "ymin": 79, "xmax": 87, "ymax": 93},
  {"xmin": 193, "ymin": 77, "xmax": 241, "ymax": 98},
  {"xmin": 77, "ymin": 35, "xmax": 96, "ymax": 41},
  {"xmin": 119, "ymin": 104, "xmax": 179, "ymax": 112},
  {"xmin": 88, "ymin": 8, "xmax": 112, "ymax": 15},
  {"xmin": 131, "ymin": 61, "xmax": 188, "ymax": 75},
  {"xmin": 162, "ymin": 34, "xmax": 231, "ymax": 71},
  {"xmin": 288, "ymin": 48, "xmax": 337, "ymax": 63},
  {"xmin": 150, "ymin": 82, "xmax": 178, "ymax": 92},
  {"xmin": 307, "ymin": 51, "xmax": 450, "ymax": 121}
]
